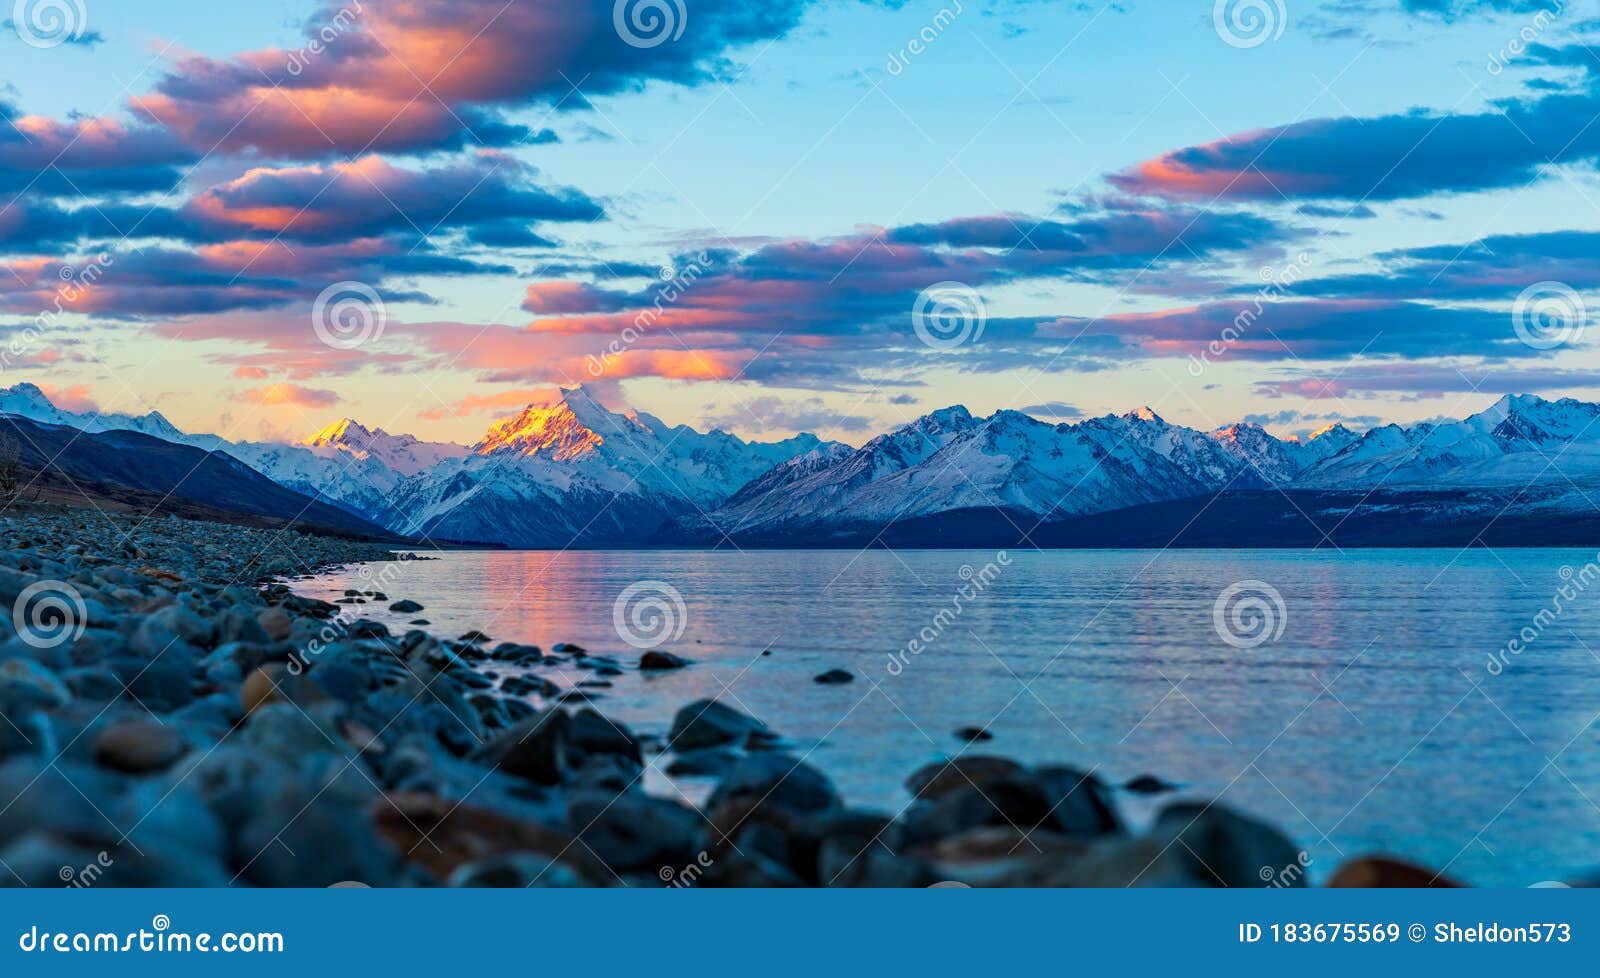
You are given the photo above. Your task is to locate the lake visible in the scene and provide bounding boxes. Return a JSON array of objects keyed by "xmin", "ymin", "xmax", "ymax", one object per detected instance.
[{"xmin": 293, "ymin": 547, "xmax": 1600, "ymax": 886}]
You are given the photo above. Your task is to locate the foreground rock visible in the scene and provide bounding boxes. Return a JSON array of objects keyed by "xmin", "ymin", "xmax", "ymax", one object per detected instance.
[{"xmin": 0, "ymin": 506, "xmax": 1500, "ymax": 888}]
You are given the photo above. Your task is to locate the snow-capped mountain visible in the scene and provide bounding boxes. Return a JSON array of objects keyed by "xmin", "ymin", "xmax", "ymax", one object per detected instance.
[
  {"xmin": 675, "ymin": 405, "xmax": 1361, "ymax": 541},
  {"xmin": 12, "ymin": 378, "xmax": 1600, "ymax": 548},
  {"xmin": 387, "ymin": 386, "xmax": 836, "ymax": 547},
  {"xmin": 1294, "ymin": 395, "xmax": 1600, "ymax": 489},
  {"xmin": 0, "ymin": 382, "xmax": 225, "ymax": 450},
  {"xmin": 298, "ymin": 419, "xmax": 466, "ymax": 477}
]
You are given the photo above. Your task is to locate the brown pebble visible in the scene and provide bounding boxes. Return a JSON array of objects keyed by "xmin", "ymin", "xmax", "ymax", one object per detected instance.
[
  {"xmin": 256, "ymin": 606, "xmax": 293, "ymax": 641},
  {"xmin": 240, "ymin": 664, "xmax": 286, "ymax": 715},
  {"xmin": 93, "ymin": 720, "xmax": 187, "ymax": 773}
]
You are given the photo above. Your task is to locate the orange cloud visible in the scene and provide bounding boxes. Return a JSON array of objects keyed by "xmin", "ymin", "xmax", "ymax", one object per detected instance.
[{"xmin": 240, "ymin": 383, "xmax": 340, "ymax": 409}]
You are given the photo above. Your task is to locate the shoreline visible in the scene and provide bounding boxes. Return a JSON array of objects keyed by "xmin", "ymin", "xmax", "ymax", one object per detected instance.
[{"xmin": 0, "ymin": 507, "xmax": 1527, "ymax": 887}]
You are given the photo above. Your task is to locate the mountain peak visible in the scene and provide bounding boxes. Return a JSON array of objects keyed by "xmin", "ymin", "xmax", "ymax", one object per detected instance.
[
  {"xmin": 1124, "ymin": 405, "xmax": 1165, "ymax": 424},
  {"xmin": 299, "ymin": 418, "xmax": 375, "ymax": 448},
  {"xmin": 476, "ymin": 397, "xmax": 612, "ymax": 459}
]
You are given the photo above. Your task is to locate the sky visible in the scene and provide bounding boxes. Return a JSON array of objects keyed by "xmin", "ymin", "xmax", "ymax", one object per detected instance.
[{"xmin": 2, "ymin": 0, "xmax": 1599, "ymax": 447}]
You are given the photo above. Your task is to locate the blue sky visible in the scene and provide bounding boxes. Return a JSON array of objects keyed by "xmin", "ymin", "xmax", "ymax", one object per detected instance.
[{"xmin": 1, "ymin": 0, "xmax": 1597, "ymax": 445}]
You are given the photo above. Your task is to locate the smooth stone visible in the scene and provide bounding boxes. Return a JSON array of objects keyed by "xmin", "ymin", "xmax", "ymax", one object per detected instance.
[
  {"xmin": 0, "ymin": 658, "xmax": 72, "ymax": 709},
  {"xmin": 1123, "ymin": 774, "xmax": 1176, "ymax": 794},
  {"xmin": 668, "ymin": 699, "xmax": 772, "ymax": 751},
  {"xmin": 954, "ymin": 726, "xmax": 993, "ymax": 743},
  {"xmin": 389, "ymin": 599, "xmax": 424, "ymax": 614},
  {"xmin": 570, "ymin": 708, "xmax": 641, "ymax": 763},
  {"xmin": 707, "ymin": 753, "xmax": 838, "ymax": 815},
  {"xmin": 665, "ymin": 747, "xmax": 739, "ymax": 777},
  {"xmin": 447, "ymin": 852, "xmax": 588, "ymax": 888},
  {"xmin": 93, "ymin": 719, "xmax": 188, "ymax": 773},
  {"xmin": 813, "ymin": 669, "xmax": 855, "ymax": 684},
  {"xmin": 566, "ymin": 791, "xmax": 702, "ymax": 873},
  {"xmin": 475, "ymin": 710, "xmax": 571, "ymax": 786},
  {"xmin": 906, "ymin": 756, "xmax": 1026, "ymax": 801},
  {"xmin": 1327, "ymin": 856, "xmax": 1462, "ymax": 888},
  {"xmin": 639, "ymin": 650, "xmax": 690, "ymax": 671}
]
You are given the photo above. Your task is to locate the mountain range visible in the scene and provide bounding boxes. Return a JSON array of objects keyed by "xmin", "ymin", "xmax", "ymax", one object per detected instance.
[{"xmin": 3, "ymin": 381, "xmax": 1599, "ymax": 548}]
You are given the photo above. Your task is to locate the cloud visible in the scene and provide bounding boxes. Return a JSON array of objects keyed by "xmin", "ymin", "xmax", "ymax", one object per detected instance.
[
  {"xmin": 489, "ymin": 202, "xmax": 1290, "ymax": 383},
  {"xmin": 698, "ymin": 395, "xmax": 874, "ymax": 436},
  {"xmin": 418, "ymin": 388, "xmax": 549, "ymax": 420},
  {"xmin": 130, "ymin": 0, "xmax": 818, "ymax": 158},
  {"xmin": 1042, "ymin": 299, "xmax": 1523, "ymax": 362},
  {"xmin": 1289, "ymin": 230, "xmax": 1600, "ymax": 300},
  {"xmin": 1110, "ymin": 56, "xmax": 1600, "ymax": 203},
  {"xmin": 182, "ymin": 154, "xmax": 602, "ymax": 244},
  {"xmin": 1255, "ymin": 363, "xmax": 1600, "ymax": 399},
  {"xmin": 240, "ymin": 382, "xmax": 340, "ymax": 408},
  {"xmin": 1020, "ymin": 401, "xmax": 1084, "ymax": 420},
  {"xmin": 35, "ymin": 383, "xmax": 100, "ymax": 414}
]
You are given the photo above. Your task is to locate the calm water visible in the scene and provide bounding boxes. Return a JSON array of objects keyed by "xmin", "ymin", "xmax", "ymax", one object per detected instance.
[{"xmin": 295, "ymin": 548, "xmax": 1600, "ymax": 886}]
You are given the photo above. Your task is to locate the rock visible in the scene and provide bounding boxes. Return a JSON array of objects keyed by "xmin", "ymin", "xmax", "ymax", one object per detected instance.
[
  {"xmin": 0, "ymin": 658, "xmax": 72, "ymax": 709},
  {"xmin": 104, "ymin": 658, "xmax": 194, "ymax": 712},
  {"xmin": 238, "ymin": 769, "xmax": 405, "ymax": 887},
  {"xmin": 570, "ymin": 708, "xmax": 641, "ymax": 763},
  {"xmin": 1123, "ymin": 774, "xmax": 1176, "ymax": 794},
  {"xmin": 906, "ymin": 756, "xmax": 1026, "ymax": 801},
  {"xmin": 389, "ymin": 599, "xmax": 424, "ymax": 614},
  {"xmin": 256, "ymin": 606, "xmax": 293, "ymax": 641},
  {"xmin": 375, "ymin": 792, "xmax": 609, "ymax": 885},
  {"xmin": 93, "ymin": 719, "xmax": 188, "ymax": 773},
  {"xmin": 639, "ymin": 650, "xmax": 690, "ymax": 671},
  {"xmin": 502, "ymin": 674, "xmax": 561, "ymax": 698},
  {"xmin": 1032, "ymin": 767, "xmax": 1123, "ymax": 838},
  {"xmin": 665, "ymin": 747, "xmax": 739, "ymax": 777},
  {"xmin": 552, "ymin": 643, "xmax": 586, "ymax": 655},
  {"xmin": 240, "ymin": 665, "xmax": 286, "ymax": 715},
  {"xmin": 491, "ymin": 642, "xmax": 543, "ymax": 664},
  {"xmin": 566, "ymin": 791, "xmax": 703, "ymax": 873},
  {"xmin": 954, "ymin": 726, "xmax": 993, "ymax": 743},
  {"xmin": 1327, "ymin": 856, "xmax": 1462, "ymax": 888},
  {"xmin": 475, "ymin": 710, "xmax": 571, "ymax": 786},
  {"xmin": 707, "ymin": 753, "xmax": 839, "ymax": 815},
  {"xmin": 813, "ymin": 669, "xmax": 854, "ymax": 684},
  {"xmin": 668, "ymin": 699, "xmax": 773, "ymax": 751},
  {"xmin": 447, "ymin": 853, "xmax": 588, "ymax": 888},
  {"xmin": 459, "ymin": 630, "xmax": 492, "ymax": 644},
  {"xmin": 1141, "ymin": 802, "xmax": 1306, "ymax": 888},
  {"xmin": 902, "ymin": 767, "xmax": 1120, "ymax": 847}
]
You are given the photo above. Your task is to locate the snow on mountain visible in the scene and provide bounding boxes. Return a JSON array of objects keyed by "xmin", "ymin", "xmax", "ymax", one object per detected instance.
[
  {"xmin": 1294, "ymin": 395, "xmax": 1600, "ymax": 489},
  {"xmin": 388, "ymin": 386, "xmax": 838, "ymax": 546},
  {"xmin": 0, "ymin": 382, "xmax": 224, "ymax": 450},
  {"xmin": 17, "ymin": 377, "xmax": 1600, "ymax": 546},
  {"xmin": 296, "ymin": 418, "xmax": 466, "ymax": 477}
]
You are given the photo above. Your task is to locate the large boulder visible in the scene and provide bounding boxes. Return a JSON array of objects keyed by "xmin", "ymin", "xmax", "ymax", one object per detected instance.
[{"xmin": 668, "ymin": 699, "xmax": 773, "ymax": 750}]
